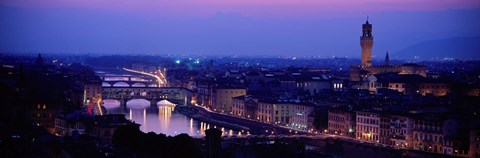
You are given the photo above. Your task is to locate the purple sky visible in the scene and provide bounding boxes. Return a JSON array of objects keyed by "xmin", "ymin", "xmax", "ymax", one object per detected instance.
[
  {"xmin": 2, "ymin": 0, "xmax": 479, "ymax": 17},
  {"xmin": 1, "ymin": 0, "xmax": 479, "ymax": 57}
]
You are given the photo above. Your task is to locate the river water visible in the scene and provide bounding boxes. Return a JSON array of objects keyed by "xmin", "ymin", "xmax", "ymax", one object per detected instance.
[{"xmin": 103, "ymin": 99, "xmax": 243, "ymax": 137}]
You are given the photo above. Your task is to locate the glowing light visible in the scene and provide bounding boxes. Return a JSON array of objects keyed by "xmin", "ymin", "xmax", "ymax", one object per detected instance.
[
  {"xmin": 190, "ymin": 118, "xmax": 193, "ymax": 128},
  {"xmin": 123, "ymin": 68, "xmax": 165, "ymax": 87},
  {"xmin": 97, "ymin": 99, "xmax": 103, "ymax": 115},
  {"xmin": 129, "ymin": 109, "xmax": 132, "ymax": 120},
  {"xmin": 143, "ymin": 108, "xmax": 147, "ymax": 131}
]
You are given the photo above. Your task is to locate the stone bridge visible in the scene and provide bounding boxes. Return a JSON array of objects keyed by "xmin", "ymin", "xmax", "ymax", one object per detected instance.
[
  {"xmin": 101, "ymin": 76, "xmax": 159, "ymax": 87},
  {"xmin": 102, "ymin": 87, "xmax": 193, "ymax": 106}
]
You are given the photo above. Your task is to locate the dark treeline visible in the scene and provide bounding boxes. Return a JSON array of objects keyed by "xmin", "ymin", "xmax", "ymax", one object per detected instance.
[{"xmin": 112, "ymin": 124, "xmax": 202, "ymax": 158}]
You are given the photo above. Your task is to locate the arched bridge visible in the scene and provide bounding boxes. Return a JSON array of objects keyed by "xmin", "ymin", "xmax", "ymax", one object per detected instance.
[
  {"xmin": 102, "ymin": 87, "xmax": 193, "ymax": 106},
  {"xmin": 101, "ymin": 75, "xmax": 159, "ymax": 87}
]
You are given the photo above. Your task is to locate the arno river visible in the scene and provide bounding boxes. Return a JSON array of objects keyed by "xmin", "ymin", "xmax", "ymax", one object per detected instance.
[{"xmin": 103, "ymin": 99, "xmax": 242, "ymax": 137}]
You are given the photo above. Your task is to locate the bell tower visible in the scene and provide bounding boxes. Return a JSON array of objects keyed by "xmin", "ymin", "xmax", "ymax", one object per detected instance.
[
  {"xmin": 360, "ymin": 18, "xmax": 373, "ymax": 66},
  {"xmin": 384, "ymin": 51, "xmax": 390, "ymax": 65}
]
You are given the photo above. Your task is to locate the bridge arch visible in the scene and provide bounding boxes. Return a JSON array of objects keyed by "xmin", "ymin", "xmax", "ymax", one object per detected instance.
[
  {"xmin": 104, "ymin": 76, "xmax": 130, "ymax": 81},
  {"xmin": 126, "ymin": 99, "xmax": 150, "ymax": 109},
  {"xmin": 157, "ymin": 99, "xmax": 176, "ymax": 107},
  {"xmin": 113, "ymin": 81, "xmax": 130, "ymax": 87},
  {"xmin": 130, "ymin": 77, "xmax": 147, "ymax": 82},
  {"xmin": 103, "ymin": 99, "xmax": 121, "ymax": 108},
  {"xmin": 148, "ymin": 83, "xmax": 158, "ymax": 87},
  {"xmin": 102, "ymin": 82, "xmax": 112, "ymax": 87},
  {"xmin": 131, "ymin": 82, "xmax": 147, "ymax": 87}
]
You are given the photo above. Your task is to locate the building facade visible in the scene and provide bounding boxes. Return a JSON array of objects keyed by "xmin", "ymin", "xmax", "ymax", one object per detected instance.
[
  {"xmin": 470, "ymin": 128, "xmax": 480, "ymax": 158},
  {"xmin": 379, "ymin": 115, "xmax": 391, "ymax": 145},
  {"xmin": 328, "ymin": 108, "xmax": 356, "ymax": 137},
  {"xmin": 412, "ymin": 116, "xmax": 446, "ymax": 154},
  {"xmin": 356, "ymin": 111, "xmax": 381, "ymax": 142},
  {"xmin": 84, "ymin": 79, "xmax": 102, "ymax": 106},
  {"xmin": 290, "ymin": 103, "xmax": 314, "ymax": 131},
  {"xmin": 212, "ymin": 87, "xmax": 247, "ymax": 113},
  {"xmin": 256, "ymin": 101, "xmax": 274, "ymax": 123},
  {"xmin": 273, "ymin": 103, "xmax": 292, "ymax": 125},
  {"xmin": 389, "ymin": 115, "xmax": 412, "ymax": 148},
  {"xmin": 232, "ymin": 96, "xmax": 246, "ymax": 118}
]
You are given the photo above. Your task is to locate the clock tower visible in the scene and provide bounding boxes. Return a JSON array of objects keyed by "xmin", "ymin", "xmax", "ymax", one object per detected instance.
[{"xmin": 361, "ymin": 18, "xmax": 373, "ymax": 66}]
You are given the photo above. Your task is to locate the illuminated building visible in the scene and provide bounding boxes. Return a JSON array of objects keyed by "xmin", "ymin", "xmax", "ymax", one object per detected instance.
[
  {"xmin": 54, "ymin": 111, "xmax": 87, "ymax": 136},
  {"xmin": 379, "ymin": 115, "xmax": 391, "ymax": 145},
  {"xmin": 232, "ymin": 95, "xmax": 258, "ymax": 119},
  {"xmin": 256, "ymin": 99, "xmax": 314, "ymax": 131},
  {"xmin": 417, "ymin": 82, "xmax": 450, "ymax": 96},
  {"xmin": 32, "ymin": 103, "xmax": 60, "ymax": 134},
  {"xmin": 212, "ymin": 87, "xmax": 246, "ymax": 113},
  {"xmin": 388, "ymin": 115, "xmax": 413, "ymax": 148},
  {"xmin": 360, "ymin": 18, "xmax": 373, "ymax": 66},
  {"xmin": 256, "ymin": 101, "xmax": 273, "ymax": 123},
  {"xmin": 350, "ymin": 19, "xmax": 427, "ymax": 82},
  {"xmin": 295, "ymin": 75, "xmax": 332, "ymax": 96},
  {"xmin": 410, "ymin": 114, "xmax": 469, "ymax": 156},
  {"xmin": 469, "ymin": 128, "xmax": 480, "ymax": 158},
  {"xmin": 232, "ymin": 96, "xmax": 246, "ymax": 117},
  {"xmin": 195, "ymin": 77, "xmax": 216, "ymax": 109},
  {"xmin": 356, "ymin": 111, "xmax": 380, "ymax": 142},
  {"xmin": 273, "ymin": 103, "xmax": 293, "ymax": 125},
  {"xmin": 83, "ymin": 78, "xmax": 102, "ymax": 107},
  {"xmin": 366, "ymin": 73, "xmax": 451, "ymax": 96},
  {"xmin": 290, "ymin": 103, "xmax": 314, "ymax": 131},
  {"xmin": 328, "ymin": 108, "xmax": 356, "ymax": 137}
]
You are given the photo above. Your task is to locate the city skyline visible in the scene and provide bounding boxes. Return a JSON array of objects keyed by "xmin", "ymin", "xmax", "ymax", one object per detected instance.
[{"xmin": 2, "ymin": 1, "xmax": 480, "ymax": 158}]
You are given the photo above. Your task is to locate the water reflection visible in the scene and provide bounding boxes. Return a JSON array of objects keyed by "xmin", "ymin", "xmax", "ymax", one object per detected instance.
[{"xmin": 103, "ymin": 99, "xmax": 243, "ymax": 137}]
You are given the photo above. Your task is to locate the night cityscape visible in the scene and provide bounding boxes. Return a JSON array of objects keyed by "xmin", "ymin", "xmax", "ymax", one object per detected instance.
[{"xmin": 1, "ymin": 0, "xmax": 480, "ymax": 158}]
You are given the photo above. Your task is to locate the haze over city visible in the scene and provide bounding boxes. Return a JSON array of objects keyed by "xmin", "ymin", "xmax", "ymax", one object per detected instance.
[{"xmin": 1, "ymin": 0, "xmax": 480, "ymax": 58}]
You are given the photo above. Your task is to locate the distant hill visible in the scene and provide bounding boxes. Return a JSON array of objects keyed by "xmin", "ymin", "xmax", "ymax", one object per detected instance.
[{"xmin": 394, "ymin": 36, "xmax": 480, "ymax": 60}]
